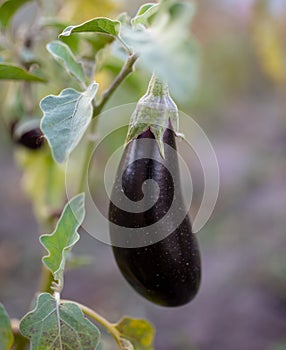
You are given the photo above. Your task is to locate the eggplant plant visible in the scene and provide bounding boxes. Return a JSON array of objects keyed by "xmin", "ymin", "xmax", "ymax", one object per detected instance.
[{"xmin": 0, "ymin": 0, "xmax": 200, "ymax": 348}]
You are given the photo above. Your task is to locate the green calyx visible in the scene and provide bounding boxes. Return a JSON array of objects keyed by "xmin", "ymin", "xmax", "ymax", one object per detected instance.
[{"xmin": 125, "ymin": 74, "xmax": 179, "ymax": 158}]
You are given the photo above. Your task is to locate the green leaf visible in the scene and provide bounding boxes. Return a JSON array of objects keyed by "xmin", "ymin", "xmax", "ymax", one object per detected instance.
[
  {"xmin": 20, "ymin": 293, "xmax": 100, "ymax": 350},
  {"xmin": 0, "ymin": 303, "xmax": 14, "ymax": 350},
  {"xmin": 121, "ymin": 1, "xmax": 198, "ymax": 101},
  {"xmin": 40, "ymin": 194, "xmax": 85, "ymax": 286},
  {"xmin": 115, "ymin": 317, "xmax": 155, "ymax": 350},
  {"xmin": 85, "ymin": 34, "xmax": 114, "ymax": 54},
  {"xmin": 40, "ymin": 82, "xmax": 98, "ymax": 163},
  {"xmin": 0, "ymin": 63, "xmax": 46, "ymax": 82},
  {"xmin": 41, "ymin": 18, "xmax": 81, "ymax": 53},
  {"xmin": 15, "ymin": 147, "xmax": 65, "ymax": 222},
  {"xmin": 0, "ymin": 0, "xmax": 31, "ymax": 29},
  {"xmin": 132, "ymin": 3, "xmax": 159, "ymax": 27},
  {"xmin": 47, "ymin": 41, "xmax": 86, "ymax": 84},
  {"xmin": 59, "ymin": 17, "xmax": 120, "ymax": 38}
]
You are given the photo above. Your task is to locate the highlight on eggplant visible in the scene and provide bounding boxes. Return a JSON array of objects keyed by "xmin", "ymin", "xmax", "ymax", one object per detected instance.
[{"xmin": 108, "ymin": 75, "xmax": 201, "ymax": 307}]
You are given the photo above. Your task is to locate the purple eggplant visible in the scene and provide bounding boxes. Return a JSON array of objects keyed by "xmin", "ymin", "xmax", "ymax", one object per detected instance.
[
  {"xmin": 12, "ymin": 120, "xmax": 44, "ymax": 150},
  {"xmin": 17, "ymin": 127, "xmax": 44, "ymax": 150},
  {"xmin": 108, "ymin": 76, "xmax": 201, "ymax": 307}
]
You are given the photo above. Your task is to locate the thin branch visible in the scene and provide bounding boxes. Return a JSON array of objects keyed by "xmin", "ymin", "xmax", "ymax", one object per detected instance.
[
  {"xmin": 93, "ymin": 53, "xmax": 138, "ymax": 117},
  {"xmin": 117, "ymin": 35, "xmax": 133, "ymax": 55},
  {"xmin": 77, "ymin": 53, "xmax": 138, "ymax": 193}
]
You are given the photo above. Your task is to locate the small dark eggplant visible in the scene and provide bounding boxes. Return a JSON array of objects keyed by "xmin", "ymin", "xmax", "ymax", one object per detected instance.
[
  {"xmin": 17, "ymin": 128, "xmax": 43, "ymax": 149},
  {"xmin": 12, "ymin": 120, "xmax": 44, "ymax": 150},
  {"xmin": 109, "ymin": 76, "xmax": 201, "ymax": 307}
]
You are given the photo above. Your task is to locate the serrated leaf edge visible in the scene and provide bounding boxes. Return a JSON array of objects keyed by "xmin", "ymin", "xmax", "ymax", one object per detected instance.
[{"xmin": 40, "ymin": 193, "xmax": 85, "ymax": 283}]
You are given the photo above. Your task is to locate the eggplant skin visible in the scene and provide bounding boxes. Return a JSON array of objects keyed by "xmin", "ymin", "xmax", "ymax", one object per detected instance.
[
  {"xmin": 16, "ymin": 128, "xmax": 44, "ymax": 150},
  {"xmin": 109, "ymin": 127, "xmax": 201, "ymax": 307}
]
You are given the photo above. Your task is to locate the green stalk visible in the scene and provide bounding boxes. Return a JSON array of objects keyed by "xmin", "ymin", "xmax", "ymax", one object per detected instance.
[{"xmin": 78, "ymin": 53, "xmax": 138, "ymax": 193}]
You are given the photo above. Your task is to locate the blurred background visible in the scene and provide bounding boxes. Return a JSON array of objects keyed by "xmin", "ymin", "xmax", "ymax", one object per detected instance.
[{"xmin": 0, "ymin": 0, "xmax": 286, "ymax": 349}]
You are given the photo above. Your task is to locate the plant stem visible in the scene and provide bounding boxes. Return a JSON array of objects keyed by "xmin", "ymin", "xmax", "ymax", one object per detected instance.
[
  {"xmin": 77, "ymin": 53, "xmax": 138, "ymax": 193},
  {"xmin": 61, "ymin": 300, "xmax": 122, "ymax": 348},
  {"xmin": 38, "ymin": 265, "xmax": 54, "ymax": 294},
  {"xmin": 93, "ymin": 53, "xmax": 138, "ymax": 117}
]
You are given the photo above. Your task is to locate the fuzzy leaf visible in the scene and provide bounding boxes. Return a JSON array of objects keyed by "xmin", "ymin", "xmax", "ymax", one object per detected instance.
[
  {"xmin": 59, "ymin": 17, "xmax": 120, "ymax": 38},
  {"xmin": 121, "ymin": 1, "xmax": 198, "ymax": 101},
  {"xmin": 40, "ymin": 194, "xmax": 85, "ymax": 285},
  {"xmin": 40, "ymin": 82, "xmax": 98, "ymax": 163},
  {"xmin": 20, "ymin": 293, "xmax": 100, "ymax": 350},
  {"xmin": 0, "ymin": 63, "xmax": 46, "ymax": 82},
  {"xmin": 47, "ymin": 41, "xmax": 86, "ymax": 83},
  {"xmin": 115, "ymin": 317, "xmax": 155, "ymax": 350},
  {"xmin": 0, "ymin": 0, "xmax": 31, "ymax": 28},
  {"xmin": 0, "ymin": 303, "xmax": 13, "ymax": 350},
  {"xmin": 15, "ymin": 147, "xmax": 65, "ymax": 222},
  {"xmin": 132, "ymin": 3, "xmax": 159, "ymax": 27}
]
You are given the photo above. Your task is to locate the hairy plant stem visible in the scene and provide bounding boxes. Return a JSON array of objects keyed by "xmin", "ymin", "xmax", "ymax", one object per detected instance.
[
  {"xmin": 61, "ymin": 300, "xmax": 122, "ymax": 348},
  {"xmin": 78, "ymin": 53, "xmax": 138, "ymax": 193}
]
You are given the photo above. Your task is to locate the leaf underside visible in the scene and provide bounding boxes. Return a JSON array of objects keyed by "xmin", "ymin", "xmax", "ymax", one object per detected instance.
[
  {"xmin": 20, "ymin": 293, "xmax": 100, "ymax": 350},
  {"xmin": 40, "ymin": 82, "xmax": 98, "ymax": 163}
]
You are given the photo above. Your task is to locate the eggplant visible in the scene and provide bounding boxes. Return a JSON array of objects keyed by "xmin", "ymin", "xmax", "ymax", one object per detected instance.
[
  {"xmin": 16, "ymin": 127, "xmax": 44, "ymax": 149},
  {"xmin": 12, "ymin": 120, "xmax": 44, "ymax": 150},
  {"xmin": 108, "ymin": 76, "xmax": 201, "ymax": 307}
]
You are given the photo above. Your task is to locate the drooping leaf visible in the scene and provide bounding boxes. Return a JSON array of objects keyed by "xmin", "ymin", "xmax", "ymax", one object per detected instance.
[
  {"xmin": 40, "ymin": 82, "xmax": 98, "ymax": 163},
  {"xmin": 59, "ymin": 17, "xmax": 120, "ymax": 38},
  {"xmin": 85, "ymin": 34, "xmax": 115, "ymax": 54},
  {"xmin": 115, "ymin": 317, "xmax": 155, "ymax": 350},
  {"xmin": 121, "ymin": 1, "xmax": 198, "ymax": 101},
  {"xmin": 20, "ymin": 293, "xmax": 100, "ymax": 350},
  {"xmin": 132, "ymin": 3, "xmax": 159, "ymax": 27},
  {"xmin": 0, "ymin": 303, "xmax": 14, "ymax": 350},
  {"xmin": 0, "ymin": 63, "xmax": 46, "ymax": 82},
  {"xmin": 47, "ymin": 41, "xmax": 86, "ymax": 84},
  {"xmin": 0, "ymin": 0, "xmax": 31, "ymax": 28},
  {"xmin": 15, "ymin": 147, "xmax": 65, "ymax": 222},
  {"xmin": 40, "ymin": 193, "xmax": 85, "ymax": 285},
  {"xmin": 41, "ymin": 18, "xmax": 81, "ymax": 53}
]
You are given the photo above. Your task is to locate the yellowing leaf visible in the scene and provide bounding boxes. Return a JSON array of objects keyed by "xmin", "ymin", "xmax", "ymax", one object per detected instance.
[
  {"xmin": 115, "ymin": 317, "xmax": 155, "ymax": 350},
  {"xmin": 0, "ymin": 303, "xmax": 14, "ymax": 350},
  {"xmin": 253, "ymin": 20, "xmax": 286, "ymax": 83},
  {"xmin": 59, "ymin": 0, "xmax": 118, "ymax": 22},
  {"xmin": 15, "ymin": 147, "xmax": 65, "ymax": 222}
]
